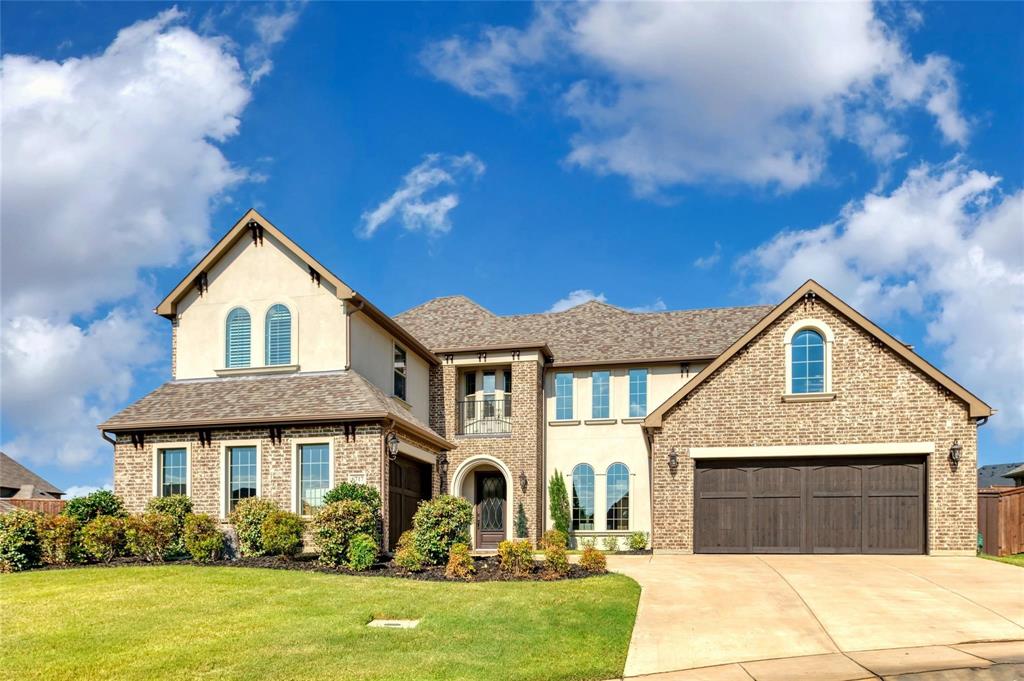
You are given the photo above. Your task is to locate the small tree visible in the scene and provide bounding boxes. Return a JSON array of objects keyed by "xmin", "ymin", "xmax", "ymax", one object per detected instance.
[
  {"xmin": 514, "ymin": 501, "xmax": 528, "ymax": 539},
  {"xmin": 548, "ymin": 470, "xmax": 570, "ymax": 538}
]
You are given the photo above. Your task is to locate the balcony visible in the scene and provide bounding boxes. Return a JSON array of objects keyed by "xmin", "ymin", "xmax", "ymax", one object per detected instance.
[{"xmin": 457, "ymin": 399, "xmax": 512, "ymax": 436}]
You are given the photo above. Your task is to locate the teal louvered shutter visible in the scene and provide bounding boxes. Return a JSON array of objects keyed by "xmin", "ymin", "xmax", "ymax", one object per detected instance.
[
  {"xmin": 265, "ymin": 304, "xmax": 291, "ymax": 365},
  {"xmin": 225, "ymin": 308, "xmax": 251, "ymax": 368}
]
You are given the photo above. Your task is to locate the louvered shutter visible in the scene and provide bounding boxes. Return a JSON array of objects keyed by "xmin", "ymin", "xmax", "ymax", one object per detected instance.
[
  {"xmin": 265, "ymin": 304, "xmax": 291, "ymax": 365},
  {"xmin": 225, "ymin": 308, "xmax": 251, "ymax": 368}
]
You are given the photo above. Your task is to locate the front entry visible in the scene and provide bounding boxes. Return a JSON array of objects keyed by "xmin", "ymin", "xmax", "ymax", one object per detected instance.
[
  {"xmin": 388, "ymin": 456, "xmax": 432, "ymax": 551},
  {"xmin": 475, "ymin": 472, "xmax": 506, "ymax": 550}
]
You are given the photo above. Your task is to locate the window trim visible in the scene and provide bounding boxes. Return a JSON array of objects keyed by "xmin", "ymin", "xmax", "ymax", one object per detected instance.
[
  {"xmin": 151, "ymin": 442, "xmax": 191, "ymax": 498},
  {"xmin": 291, "ymin": 437, "xmax": 335, "ymax": 518},
  {"xmin": 264, "ymin": 302, "xmax": 294, "ymax": 366},
  {"xmin": 220, "ymin": 439, "xmax": 262, "ymax": 519},
  {"xmin": 224, "ymin": 306, "xmax": 253, "ymax": 369},
  {"xmin": 555, "ymin": 371, "xmax": 575, "ymax": 421},
  {"xmin": 604, "ymin": 462, "xmax": 631, "ymax": 532},
  {"xmin": 628, "ymin": 368, "xmax": 648, "ymax": 418},
  {"xmin": 591, "ymin": 370, "xmax": 611, "ymax": 420},
  {"xmin": 783, "ymin": 318, "xmax": 834, "ymax": 396}
]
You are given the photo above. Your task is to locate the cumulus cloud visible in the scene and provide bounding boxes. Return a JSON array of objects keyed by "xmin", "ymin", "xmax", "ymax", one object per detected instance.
[
  {"xmin": 694, "ymin": 242, "xmax": 723, "ymax": 270},
  {"xmin": 741, "ymin": 160, "xmax": 1024, "ymax": 432},
  {"xmin": 424, "ymin": 2, "xmax": 967, "ymax": 194},
  {"xmin": 359, "ymin": 153, "xmax": 485, "ymax": 238},
  {"xmin": 547, "ymin": 289, "xmax": 607, "ymax": 313},
  {"xmin": 64, "ymin": 482, "xmax": 114, "ymax": 499}
]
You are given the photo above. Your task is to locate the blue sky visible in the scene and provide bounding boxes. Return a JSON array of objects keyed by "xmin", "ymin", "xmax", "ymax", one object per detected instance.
[{"xmin": 2, "ymin": 2, "xmax": 1022, "ymax": 494}]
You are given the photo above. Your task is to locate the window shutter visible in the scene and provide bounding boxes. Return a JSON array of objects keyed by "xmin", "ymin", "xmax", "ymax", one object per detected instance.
[
  {"xmin": 225, "ymin": 308, "xmax": 251, "ymax": 368},
  {"xmin": 265, "ymin": 304, "xmax": 291, "ymax": 365}
]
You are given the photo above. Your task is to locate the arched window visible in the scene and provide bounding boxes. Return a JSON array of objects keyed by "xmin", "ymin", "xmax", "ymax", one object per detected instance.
[
  {"xmin": 265, "ymin": 304, "xmax": 291, "ymax": 365},
  {"xmin": 225, "ymin": 307, "xmax": 251, "ymax": 368},
  {"xmin": 606, "ymin": 463, "xmax": 630, "ymax": 531},
  {"xmin": 791, "ymin": 329, "xmax": 825, "ymax": 394},
  {"xmin": 571, "ymin": 464, "xmax": 594, "ymax": 531}
]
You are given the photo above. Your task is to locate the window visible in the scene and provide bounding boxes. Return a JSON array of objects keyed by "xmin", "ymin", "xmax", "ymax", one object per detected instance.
[
  {"xmin": 297, "ymin": 443, "xmax": 330, "ymax": 515},
  {"xmin": 606, "ymin": 463, "xmax": 630, "ymax": 531},
  {"xmin": 265, "ymin": 304, "xmax": 291, "ymax": 365},
  {"xmin": 159, "ymin": 448, "xmax": 187, "ymax": 497},
  {"xmin": 503, "ymin": 369, "xmax": 512, "ymax": 417},
  {"xmin": 591, "ymin": 371, "xmax": 610, "ymax": 419},
  {"xmin": 629, "ymin": 369, "xmax": 648, "ymax": 417},
  {"xmin": 483, "ymin": 370, "xmax": 496, "ymax": 417},
  {"xmin": 571, "ymin": 464, "xmax": 595, "ymax": 531},
  {"xmin": 225, "ymin": 307, "xmax": 251, "ymax": 368},
  {"xmin": 791, "ymin": 329, "xmax": 825, "ymax": 394},
  {"xmin": 555, "ymin": 372, "xmax": 574, "ymax": 420},
  {"xmin": 393, "ymin": 345, "xmax": 407, "ymax": 401},
  {"xmin": 227, "ymin": 446, "xmax": 258, "ymax": 512},
  {"xmin": 464, "ymin": 371, "xmax": 477, "ymax": 419}
]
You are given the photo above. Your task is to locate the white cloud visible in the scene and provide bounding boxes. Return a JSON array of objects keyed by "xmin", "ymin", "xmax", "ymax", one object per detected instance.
[
  {"xmin": 359, "ymin": 153, "xmax": 485, "ymax": 238},
  {"xmin": 245, "ymin": 4, "xmax": 302, "ymax": 83},
  {"xmin": 424, "ymin": 3, "xmax": 967, "ymax": 194},
  {"xmin": 64, "ymin": 482, "xmax": 114, "ymax": 499},
  {"xmin": 547, "ymin": 289, "xmax": 607, "ymax": 313},
  {"xmin": 741, "ymin": 160, "xmax": 1024, "ymax": 433},
  {"xmin": 694, "ymin": 242, "xmax": 723, "ymax": 270},
  {"xmin": 628, "ymin": 299, "xmax": 668, "ymax": 313}
]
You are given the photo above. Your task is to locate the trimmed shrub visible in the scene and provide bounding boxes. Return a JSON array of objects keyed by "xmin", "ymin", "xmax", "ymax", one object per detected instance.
[
  {"xmin": 548, "ymin": 471, "xmax": 571, "ymax": 538},
  {"xmin": 62, "ymin": 490, "xmax": 125, "ymax": 524},
  {"xmin": 541, "ymin": 529, "xmax": 567, "ymax": 550},
  {"xmin": 261, "ymin": 510, "xmax": 305, "ymax": 558},
  {"xmin": 445, "ymin": 542, "xmax": 475, "ymax": 580},
  {"xmin": 578, "ymin": 536, "xmax": 596, "ymax": 550},
  {"xmin": 543, "ymin": 542, "xmax": 570, "ymax": 577},
  {"xmin": 229, "ymin": 497, "xmax": 279, "ymax": 557},
  {"xmin": 579, "ymin": 546, "xmax": 607, "ymax": 573},
  {"xmin": 602, "ymin": 535, "xmax": 619, "ymax": 553},
  {"xmin": 393, "ymin": 530, "xmax": 425, "ymax": 572},
  {"xmin": 37, "ymin": 514, "xmax": 80, "ymax": 566},
  {"xmin": 82, "ymin": 515, "xmax": 125, "ymax": 563},
  {"xmin": 412, "ymin": 495, "xmax": 472, "ymax": 565},
  {"xmin": 0, "ymin": 509, "xmax": 42, "ymax": 572},
  {"xmin": 498, "ymin": 539, "xmax": 534, "ymax": 577},
  {"xmin": 314, "ymin": 500, "xmax": 376, "ymax": 567},
  {"xmin": 514, "ymin": 501, "xmax": 528, "ymax": 539},
  {"xmin": 125, "ymin": 512, "xmax": 177, "ymax": 562},
  {"xmin": 183, "ymin": 514, "xmax": 225, "ymax": 562},
  {"xmin": 346, "ymin": 533, "xmax": 378, "ymax": 571},
  {"xmin": 323, "ymin": 482, "xmax": 381, "ymax": 538},
  {"xmin": 145, "ymin": 495, "xmax": 192, "ymax": 555},
  {"xmin": 628, "ymin": 531, "xmax": 649, "ymax": 552}
]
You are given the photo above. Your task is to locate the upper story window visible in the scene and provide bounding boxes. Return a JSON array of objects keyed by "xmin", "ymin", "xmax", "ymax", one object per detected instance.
[
  {"xmin": 225, "ymin": 307, "xmax": 251, "ymax": 368},
  {"xmin": 784, "ymin": 319, "xmax": 834, "ymax": 395},
  {"xmin": 393, "ymin": 345, "xmax": 407, "ymax": 401},
  {"xmin": 503, "ymin": 369, "xmax": 512, "ymax": 417},
  {"xmin": 628, "ymin": 368, "xmax": 648, "ymax": 417},
  {"xmin": 555, "ymin": 372, "xmax": 574, "ymax": 420},
  {"xmin": 265, "ymin": 304, "xmax": 292, "ymax": 366},
  {"xmin": 571, "ymin": 463, "xmax": 595, "ymax": 531},
  {"xmin": 592, "ymin": 371, "xmax": 610, "ymax": 419},
  {"xmin": 606, "ymin": 463, "xmax": 630, "ymax": 531}
]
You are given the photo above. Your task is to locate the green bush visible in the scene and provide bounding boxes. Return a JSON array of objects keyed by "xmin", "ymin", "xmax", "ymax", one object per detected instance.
[
  {"xmin": 578, "ymin": 536, "xmax": 596, "ymax": 550},
  {"xmin": 62, "ymin": 490, "xmax": 126, "ymax": 524},
  {"xmin": 602, "ymin": 535, "xmax": 619, "ymax": 553},
  {"xmin": 145, "ymin": 495, "xmax": 193, "ymax": 555},
  {"xmin": 229, "ymin": 497, "xmax": 279, "ymax": 557},
  {"xmin": 627, "ymin": 531, "xmax": 649, "ymax": 551},
  {"xmin": 314, "ymin": 500, "xmax": 376, "ymax": 567},
  {"xmin": 514, "ymin": 501, "xmax": 528, "ymax": 539},
  {"xmin": 498, "ymin": 539, "xmax": 534, "ymax": 577},
  {"xmin": 579, "ymin": 546, "xmax": 606, "ymax": 573},
  {"xmin": 0, "ymin": 509, "xmax": 42, "ymax": 572},
  {"xmin": 393, "ymin": 530, "xmax": 425, "ymax": 572},
  {"xmin": 541, "ymin": 529, "xmax": 567, "ymax": 550},
  {"xmin": 37, "ymin": 514, "xmax": 80, "ymax": 566},
  {"xmin": 125, "ymin": 512, "xmax": 177, "ymax": 562},
  {"xmin": 412, "ymin": 495, "xmax": 473, "ymax": 565},
  {"xmin": 346, "ymin": 533, "xmax": 378, "ymax": 571},
  {"xmin": 445, "ymin": 542, "xmax": 475, "ymax": 580},
  {"xmin": 548, "ymin": 471, "xmax": 570, "ymax": 538},
  {"xmin": 183, "ymin": 514, "xmax": 225, "ymax": 562},
  {"xmin": 543, "ymin": 542, "xmax": 570, "ymax": 577},
  {"xmin": 82, "ymin": 515, "xmax": 125, "ymax": 563},
  {"xmin": 261, "ymin": 510, "xmax": 305, "ymax": 558},
  {"xmin": 323, "ymin": 482, "xmax": 381, "ymax": 514}
]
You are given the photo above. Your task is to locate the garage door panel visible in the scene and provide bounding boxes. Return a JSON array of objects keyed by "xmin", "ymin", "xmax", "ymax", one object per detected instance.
[
  {"xmin": 696, "ymin": 498, "xmax": 749, "ymax": 552},
  {"xmin": 810, "ymin": 496, "xmax": 862, "ymax": 553},
  {"xmin": 865, "ymin": 462, "xmax": 921, "ymax": 494},
  {"xmin": 752, "ymin": 497, "xmax": 802, "ymax": 552},
  {"xmin": 751, "ymin": 465, "xmax": 801, "ymax": 495},
  {"xmin": 865, "ymin": 496, "xmax": 923, "ymax": 553},
  {"xmin": 698, "ymin": 465, "xmax": 748, "ymax": 494},
  {"xmin": 809, "ymin": 464, "xmax": 861, "ymax": 494}
]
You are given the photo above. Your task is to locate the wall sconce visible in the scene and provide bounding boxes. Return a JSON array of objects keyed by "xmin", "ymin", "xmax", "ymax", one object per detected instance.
[
  {"xmin": 385, "ymin": 432, "xmax": 400, "ymax": 461},
  {"xmin": 949, "ymin": 439, "xmax": 962, "ymax": 468},
  {"xmin": 437, "ymin": 452, "xmax": 449, "ymax": 489},
  {"xmin": 519, "ymin": 471, "xmax": 528, "ymax": 492},
  {"xmin": 667, "ymin": 448, "xmax": 679, "ymax": 470}
]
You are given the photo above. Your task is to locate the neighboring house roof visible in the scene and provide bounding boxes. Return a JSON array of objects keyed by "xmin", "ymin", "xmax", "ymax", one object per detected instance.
[
  {"xmin": 98, "ymin": 370, "xmax": 453, "ymax": 451},
  {"xmin": 396, "ymin": 295, "xmax": 772, "ymax": 367},
  {"xmin": 1005, "ymin": 463, "xmax": 1024, "ymax": 481},
  {"xmin": 0, "ymin": 451, "xmax": 63, "ymax": 498},
  {"xmin": 978, "ymin": 462, "xmax": 1024, "ymax": 488},
  {"xmin": 645, "ymin": 280, "xmax": 995, "ymax": 427}
]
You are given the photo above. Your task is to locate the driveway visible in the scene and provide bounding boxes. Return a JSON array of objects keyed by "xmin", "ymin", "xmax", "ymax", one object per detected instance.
[{"xmin": 606, "ymin": 554, "xmax": 1024, "ymax": 677}]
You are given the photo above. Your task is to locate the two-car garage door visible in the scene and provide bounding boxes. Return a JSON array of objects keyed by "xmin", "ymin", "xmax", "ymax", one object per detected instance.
[{"xmin": 694, "ymin": 456, "xmax": 926, "ymax": 554}]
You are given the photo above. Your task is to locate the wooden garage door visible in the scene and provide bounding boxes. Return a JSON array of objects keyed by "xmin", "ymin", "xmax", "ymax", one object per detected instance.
[{"xmin": 694, "ymin": 456, "xmax": 926, "ymax": 554}]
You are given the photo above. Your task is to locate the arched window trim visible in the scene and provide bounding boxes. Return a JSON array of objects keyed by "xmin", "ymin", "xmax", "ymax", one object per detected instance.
[
  {"xmin": 264, "ymin": 303, "xmax": 293, "ymax": 366},
  {"xmin": 605, "ymin": 462, "xmax": 630, "ymax": 531},
  {"xmin": 783, "ymin": 318, "xmax": 834, "ymax": 395},
  {"xmin": 570, "ymin": 463, "xmax": 595, "ymax": 532},
  {"xmin": 225, "ymin": 306, "xmax": 252, "ymax": 368}
]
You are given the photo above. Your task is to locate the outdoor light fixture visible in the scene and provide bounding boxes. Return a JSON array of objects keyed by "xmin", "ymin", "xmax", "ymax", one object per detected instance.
[
  {"xmin": 386, "ymin": 432, "xmax": 400, "ymax": 461},
  {"xmin": 949, "ymin": 439, "xmax": 962, "ymax": 467},
  {"xmin": 438, "ymin": 453, "xmax": 449, "ymax": 489},
  {"xmin": 667, "ymin": 448, "xmax": 679, "ymax": 470},
  {"xmin": 519, "ymin": 471, "xmax": 528, "ymax": 492}
]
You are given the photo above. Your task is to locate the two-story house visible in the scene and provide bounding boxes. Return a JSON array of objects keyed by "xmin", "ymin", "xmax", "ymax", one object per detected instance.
[{"xmin": 102, "ymin": 209, "xmax": 993, "ymax": 555}]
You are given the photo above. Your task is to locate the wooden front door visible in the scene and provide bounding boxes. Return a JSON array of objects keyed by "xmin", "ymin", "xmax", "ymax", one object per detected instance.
[
  {"xmin": 475, "ymin": 472, "xmax": 506, "ymax": 550},
  {"xmin": 388, "ymin": 456, "xmax": 431, "ymax": 551}
]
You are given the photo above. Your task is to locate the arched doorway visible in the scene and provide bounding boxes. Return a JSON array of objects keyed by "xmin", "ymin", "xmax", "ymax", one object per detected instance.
[{"xmin": 450, "ymin": 456, "xmax": 514, "ymax": 550}]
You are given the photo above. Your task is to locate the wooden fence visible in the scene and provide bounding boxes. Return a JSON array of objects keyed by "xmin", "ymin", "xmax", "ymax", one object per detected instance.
[
  {"xmin": 6, "ymin": 498, "xmax": 67, "ymax": 516},
  {"xmin": 978, "ymin": 486, "xmax": 1024, "ymax": 557}
]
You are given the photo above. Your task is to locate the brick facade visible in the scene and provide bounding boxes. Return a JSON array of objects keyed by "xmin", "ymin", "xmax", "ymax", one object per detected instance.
[{"xmin": 648, "ymin": 297, "xmax": 978, "ymax": 554}]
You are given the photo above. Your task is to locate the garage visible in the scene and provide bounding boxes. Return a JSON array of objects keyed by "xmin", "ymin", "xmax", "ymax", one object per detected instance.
[{"xmin": 694, "ymin": 456, "xmax": 926, "ymax": 554}]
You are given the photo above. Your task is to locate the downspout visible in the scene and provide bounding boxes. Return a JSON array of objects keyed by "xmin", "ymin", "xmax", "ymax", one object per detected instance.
[
  {"xmin": 540, "ymin": 361, "xmax": 548, "ymax": 538},
  {"xmin": 643, "ymin": 425, "xmax": 655, "ymax": 551},
  {"xmin": 101, "ymin": 430, "xmax": 116, "ymax": 446}
]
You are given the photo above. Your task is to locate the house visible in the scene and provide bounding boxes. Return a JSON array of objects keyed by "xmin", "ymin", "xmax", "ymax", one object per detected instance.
[
  {"xmin": 0, "ymin": 451, "xmax": 65, "ymax": 514},
  {"xmin": 1004, "ymin": 464, "xmax": 1024, "ymax": 487},
  {"xmin": 101, "ymin": 209, "xmax": 993, "ymax": 555},
  {"xmin": 978, "ymin": 462, "xmax": 1024, "ymax": 489}
]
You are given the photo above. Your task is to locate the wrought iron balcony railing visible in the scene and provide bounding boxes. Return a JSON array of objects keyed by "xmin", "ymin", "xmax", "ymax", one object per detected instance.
[{"xmin": 457, "ymin": 398, "xmax": 512, "ymax": 435}]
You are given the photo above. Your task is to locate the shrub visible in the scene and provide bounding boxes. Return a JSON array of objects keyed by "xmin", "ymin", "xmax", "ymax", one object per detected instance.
[
  {"xmin": 261, "ymin": 510, "xmax": 305, "ymax": 558},
  {"xmin": 323, "ymin": 482, "xmax": 381, "ymax": 526},
  {"xmin": 37, "ymin": 514, "xmax": 80, "ymax": 566},
  {"xmin": 445, "ymin": 542, "xmax": 475, "ymax": 580},
  {"xmin": 544, "ymin": 542, "xmax": 570, "ymax": 577},
  {"xmin": 125, "ymin": 512, "xmax": 177, "ymax": 562},
  {"xmin": 393, "ymin": 530, "xmax": 425, "ymax": 572},
  {"xmin": 628, "ymin": 531, "xmax": 649, "ymax": 551},
  {"xmin": 145, "ymin": 495, "xmax": 193, "ymax": 555},
  {"xmin": 412, "ymin": 495, "xmax": 472, "ymax": 565},
  {"xmin": 346, "ymin": 533, "xmax": 378, "ymax": 571},
  {"xmin": 82, "ymin": 515, "xmax": 125, "ymax": 563},
  {"xmin": 0, "ymin": 509, "xmax": 41, "ymax": 572},
  {"xmin": 183, "ymin": 514, "xmax": 225, "ymax": 562},
  {"xmin": 579, "ymin": 546, "xmax": 607, "ymax": 573},
  {"xmin": 229, "ymin": 497, "xmax": 279, "ymax": 557},
  {"xmin": 548, "ymin": 471, "xmax": 571, "ymax": 538},
  {"xmin": 602, "ymin": 535, "xmax": 619, "ymax": 553},
  {"xmin": 498, "ymin": 539, "xmax": 534, "ymax": 577},
  {"xmin": 314, "ymin": 500, "xmax": 376, "ymax": 567},
  {"xmin": 578, "ymin": 536, "xmax": 596, "ymax": 550},
  {"xmin": 541, "ymin": 529, "xmax": 567, "ymax": 550},
  {"xmin": 62, "ymin": 490, "xmax": 125, "ymax": 524},
  {"xmin": 514, "ymin": 501, "xmax": 528, "ymax": 539}
]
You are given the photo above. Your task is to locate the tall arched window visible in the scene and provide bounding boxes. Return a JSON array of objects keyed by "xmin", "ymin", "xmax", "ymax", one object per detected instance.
[
  {"xmin": 571, "ymin": 464, "xmax": 594, "ymax": 531},
  {"xmin": 606, "ymin": 463, "xmax": 630, "ymax": 530},
  {"xmin": 225, "ymin": 307, "xmax": 251, "ymax": 368},
  {"xmin": 791, "ymin": 329, "xmax": 825, "ymax": 394},
  {"xmin": 265, "ymin": 304, "xmax": 292, "ymax": 365}
]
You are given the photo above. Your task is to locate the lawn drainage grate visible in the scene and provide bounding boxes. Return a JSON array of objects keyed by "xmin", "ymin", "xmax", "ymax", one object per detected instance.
[{"xmin": 367, "ymin": 619, "xmax": 420, "ymax": 629}]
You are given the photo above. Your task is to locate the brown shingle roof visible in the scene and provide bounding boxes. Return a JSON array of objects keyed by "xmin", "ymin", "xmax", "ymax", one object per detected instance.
[
  {"xmin": 99, "ymin": 371, "xmax": 452, "ymax": 450},
  {"xmin": 395, "ymin": 296, "xmax": 772, "ymax": 366},
  {"xmin": 0, "ymin": 451, "xmax": 63, "ymax": 497}
]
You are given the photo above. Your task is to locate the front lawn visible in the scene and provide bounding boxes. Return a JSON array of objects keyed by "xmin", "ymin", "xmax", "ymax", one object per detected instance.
[
  {"xmin": 1, "ymin": 566, "xmax": 639, "ymax": 681},
  {"xmin": 980, "ymin": 553, "xmax": 1024, "ymax": 568}
]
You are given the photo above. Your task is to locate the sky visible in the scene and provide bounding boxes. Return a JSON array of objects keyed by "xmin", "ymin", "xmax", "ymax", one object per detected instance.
[{"xmin": 1, "ymin": 1, "xmax": 1022, "ymax": 495}]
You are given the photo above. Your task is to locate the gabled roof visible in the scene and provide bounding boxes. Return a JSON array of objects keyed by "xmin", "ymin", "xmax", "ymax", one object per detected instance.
[
  {"xmin": 644, "ymin": 280, "xmax": 995, "ymax": 427},
  {"xmin": 1006, "ymin": 463, "xmax": 1024, "ymax": 480},
  {"xmin": 0, "ymin": 451, "xmax": 63, "ymax": 497}
]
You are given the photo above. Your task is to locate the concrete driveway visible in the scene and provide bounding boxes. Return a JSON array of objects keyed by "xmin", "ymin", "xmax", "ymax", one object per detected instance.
[{"xmin": 607, "ymin": 554, "xmax": 1024, "ymax": 678}]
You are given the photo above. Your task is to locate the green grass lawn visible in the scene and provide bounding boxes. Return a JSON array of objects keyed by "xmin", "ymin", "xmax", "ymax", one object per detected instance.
[
  {"xmin": 1, "ymin": 566, "xmax": 639, "ymax": 681},
  {"xmin": 980, "ymin": 553, "xmax": 1024, "ymax": 567}
]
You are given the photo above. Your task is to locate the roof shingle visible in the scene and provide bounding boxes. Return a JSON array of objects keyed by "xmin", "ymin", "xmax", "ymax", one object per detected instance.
[{"xmin": 0, "ymin": 451, "xmax": 63, "ymax": 497}]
